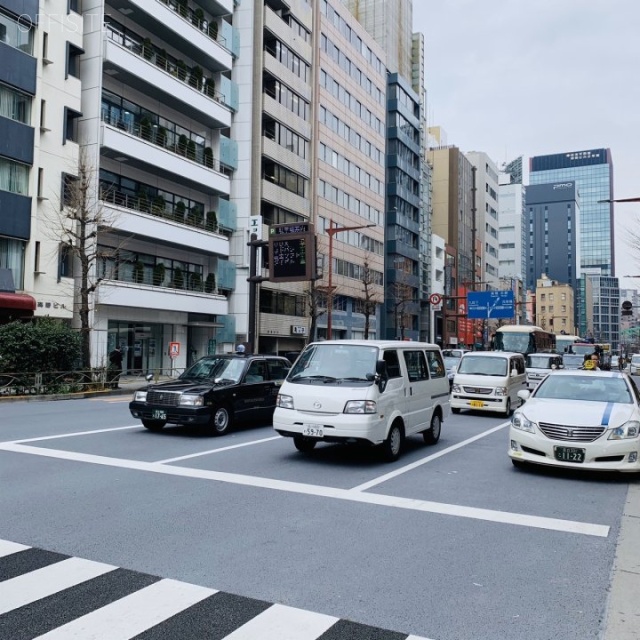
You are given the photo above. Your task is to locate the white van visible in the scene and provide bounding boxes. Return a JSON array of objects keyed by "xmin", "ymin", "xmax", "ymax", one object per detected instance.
[
  {"xmin": 450, "ymin": 351, "xmax": 526, "ymax": 416},
  {"xmin": 630, "ymin": 354, "xmax": 640, "ymax": 375},
  {"xmin": 525, "ymin": 352, "xmax": 564, "ymax": 390},
  {"xmin": 273, "ymin": 340, "xmax": 451, "ymax": 461}
]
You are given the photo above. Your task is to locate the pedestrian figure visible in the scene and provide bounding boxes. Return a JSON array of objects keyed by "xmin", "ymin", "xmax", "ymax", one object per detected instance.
[
  {"xmin": 618, "ymin": 355, "xmax": 625, "ymax": 371},
  {"xmin": 108, "ymin": 346, "xmax": 123, "ymax": 389}
]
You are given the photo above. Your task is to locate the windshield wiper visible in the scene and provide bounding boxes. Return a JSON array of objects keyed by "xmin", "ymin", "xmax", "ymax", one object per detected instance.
[
  {"xmin": 337, "ymin": 377, "xmax": 371, "ymax": 382},
  {"xmin": 290, "ymin": 374, "xmax": 337, "ymax": 383}
]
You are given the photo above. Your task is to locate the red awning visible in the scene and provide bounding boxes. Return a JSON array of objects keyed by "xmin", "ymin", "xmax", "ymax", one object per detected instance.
[{"xmin": 0, "ymin": 292, "xmax": 37, "ymax": 311}]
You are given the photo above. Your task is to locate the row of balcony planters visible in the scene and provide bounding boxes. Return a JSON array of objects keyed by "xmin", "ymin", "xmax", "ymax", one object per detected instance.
[
  {"xmin": 134, "ymin": 117, "xmax": 217, "ymax": 170},
  {"xmin": 158, "ymin": 0, "xmax": 221, "ymax": 42},
  {"xmin": 131, "ymin": 263, "xmax": 218, "ymax": 294},
  {"xmin": 141, "ymin": 39, "xmax": 218, "ymax": 99}
]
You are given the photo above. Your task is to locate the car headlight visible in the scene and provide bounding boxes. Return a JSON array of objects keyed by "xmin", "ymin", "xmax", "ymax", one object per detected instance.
[
  {"xmin": 179, "ymin": 394, "xmax": 204, "ymax": 407},
  {"xmin": 277, "ymin": 394, "xmax": 294, "ymax": 409},
  {"xmin": 512, "ymin": 412, "xmax": 536, "ymax": 433},
  {"xmin": 452, "ymin": 384, "xmax": 462, "ymax": 393},
  {"xmin": 344, "ymin": 400, "xmax": 376, "ymax": 414},
  {"xmin": 608, "ymin": 421, "xmax": 640, "ymax": 440},
  {"xmin": 134, "ymin": 390, "xmax": 147, "ymax": 402},
  {"xmin": 495, "ymin": 387, "xmax": 508, "ymax": 396}
]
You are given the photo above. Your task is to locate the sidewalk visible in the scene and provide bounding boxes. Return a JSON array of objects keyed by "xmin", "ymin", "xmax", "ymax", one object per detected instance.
[
  {"xmin": 0, "ymin": 374, "xmax": 171, "ymax": 403},
  {"xmin": 603, "ymin": 482, "xmax": 640, "ymax": 639}
]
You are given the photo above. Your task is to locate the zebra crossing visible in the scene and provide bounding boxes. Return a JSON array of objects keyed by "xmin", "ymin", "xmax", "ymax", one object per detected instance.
[{"xmin": 0, "ymin": 538, "xmax": 432, "ymax": 640}]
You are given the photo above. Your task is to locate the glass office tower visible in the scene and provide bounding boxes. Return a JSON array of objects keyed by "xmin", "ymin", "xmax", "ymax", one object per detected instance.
[{"xmin": 529, "ymin": 149, "xmax": 614, "ymax": 276}]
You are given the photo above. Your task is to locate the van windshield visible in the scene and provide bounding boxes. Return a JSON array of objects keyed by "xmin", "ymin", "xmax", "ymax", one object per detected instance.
[
  {"xmin": 288, "ymin": 344, "xmax": 379, "ymax": 384},
  {"xmin": 457, "ymin": 356, "xmax": 508, "ymax": 376},
  {"xmin": 526, "ymin": 355, "xmax": 554, "ymax": 369}
]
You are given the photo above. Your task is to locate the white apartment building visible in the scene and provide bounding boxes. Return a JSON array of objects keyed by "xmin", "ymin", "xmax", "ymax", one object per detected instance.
[
  {"xmin": 77, "ymin": 0, "xmax": 239, "ymax": 370},
  {"xmin": 466, "ymin": 151, "xmax": 500, "ymax": 289},
  {"xmin": 498, "ymin": 167, "xmax": 526, "ymax": 282}
]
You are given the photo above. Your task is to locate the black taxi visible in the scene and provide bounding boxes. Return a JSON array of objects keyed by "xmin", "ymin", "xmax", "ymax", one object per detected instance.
[{"xmin": 129, "ymin": 354, "xmax": 291, "ymax": 435}]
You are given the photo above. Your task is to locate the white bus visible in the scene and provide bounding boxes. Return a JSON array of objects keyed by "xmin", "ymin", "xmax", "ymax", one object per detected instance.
[{"xmin": 555, "ymin": 334, "xmax": 582, "ymax": 354}]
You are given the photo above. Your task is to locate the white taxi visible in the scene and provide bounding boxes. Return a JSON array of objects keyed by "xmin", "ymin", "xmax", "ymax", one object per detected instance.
[{"xmin": 509, "ymin": 370, "xmax": 640, "ymax": 473}]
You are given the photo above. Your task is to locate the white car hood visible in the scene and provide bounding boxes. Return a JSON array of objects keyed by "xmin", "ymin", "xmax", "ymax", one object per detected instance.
[{"xmin": 520, "ymin": 399, "xmax": 635, "ymax": 428}]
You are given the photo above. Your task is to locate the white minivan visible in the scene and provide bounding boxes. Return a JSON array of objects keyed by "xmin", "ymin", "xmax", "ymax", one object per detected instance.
[
  {"xmin": 273, "ymin": 340, "xmax": 451, "ymax": 461},
  {"xmin": 525, "ymin": 352, "xmax": 564, "ymax": 390},
  {"xmin": 450, "ymin": 351, "xmax": 526, "ymax": 416}
]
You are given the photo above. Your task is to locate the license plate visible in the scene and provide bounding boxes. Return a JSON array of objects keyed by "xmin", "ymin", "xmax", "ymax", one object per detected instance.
[
  {"xmin": 302, "ymin": 424, "xmax": 323, "ymax": 437},
  {"xmin": 152, "ymin": 409, "xmax": 167, "ymax": 420},
  {"xmin": 554, "ymin": 446, "xmax": 585, "ymax": 463},
  {"xmin": 470, "ymin": 400, "xmax": 485, "ymax": 408}
]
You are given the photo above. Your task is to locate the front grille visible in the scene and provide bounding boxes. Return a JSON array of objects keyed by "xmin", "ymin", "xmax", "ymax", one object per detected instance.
[
  {"xmin": 538, "ymin": 422, "xmax": 605, "ymax": 442},
  {"xmin": 147, "ymin": 390, "xmax": 181, "ymax": 407},
  {"xmin": 463, "ymin": 386, "xmax": 493, "ymax": 395}
]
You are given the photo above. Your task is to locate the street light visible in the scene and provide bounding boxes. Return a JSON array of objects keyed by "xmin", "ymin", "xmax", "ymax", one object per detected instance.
[
  {"xmin": 598, "ymin": 197, "xmax": 640, "ymax": 203},
  {"xmin": 323, "ymin": 219, "xmax": 376, "ymax": 340}
]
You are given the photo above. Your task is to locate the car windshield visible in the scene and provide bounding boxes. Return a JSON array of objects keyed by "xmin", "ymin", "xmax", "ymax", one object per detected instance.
[
  {"xmin": 562, "ymin": 354, "xmax": 584, "ymax": 369},
  {"xmin": 526, "ymin": 355, "xmax": 554, "ymax": 369},
  {"xmin": 443, "ymin": 356, "xmax": 460, "ymax": 370},
  {"xmin": 632, "ymin": 356, "xmax": 640, "ymax": 364},
  {"xmin": 289, "ymin": 344, "xmax": 379, "ymax": 383},
  {"xmin": 534, "ymin": 375, "xmax": 632, "ymax": 403},
  {"xmin": 457, "ymin": 356, "xmax": 508, "ymax": 376},
  {"xmin": 179, "ymin": 357, "xmax": 245, "ymax": 383}
]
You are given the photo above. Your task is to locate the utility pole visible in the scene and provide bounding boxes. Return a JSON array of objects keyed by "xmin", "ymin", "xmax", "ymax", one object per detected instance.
[{"xmin": 247, "ymin": 233, "xmax": 268, "ymax": 354}]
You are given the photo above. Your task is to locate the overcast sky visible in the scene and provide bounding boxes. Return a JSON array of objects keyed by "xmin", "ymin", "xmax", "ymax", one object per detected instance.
[{"xmin": 413, "ymin": 0, "xmax": 640, "ymax": 290}]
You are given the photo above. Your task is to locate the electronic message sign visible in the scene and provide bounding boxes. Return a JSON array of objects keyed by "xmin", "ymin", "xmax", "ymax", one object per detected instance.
[{"xmin": 268, "ymin": 223, "xmax": 316, "ymax": 282}]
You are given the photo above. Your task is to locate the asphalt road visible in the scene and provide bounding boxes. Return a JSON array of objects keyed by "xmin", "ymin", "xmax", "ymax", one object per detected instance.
[{"xmin": 0, "ymin": 396, "xmax": 636, "ymax": 639}]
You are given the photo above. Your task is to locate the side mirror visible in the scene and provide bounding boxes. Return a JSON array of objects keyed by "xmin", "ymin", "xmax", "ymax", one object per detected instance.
[
  {"xmin": 375, "ymin": 360, "xmax": 387, "ymax": 376},
  {"xmin": 145, "ymin": 373, "xmax": 153, "ymax": 382},
  {"xmin": 517, "ymin": 389, "xmax": 531, "ymax": 402}
]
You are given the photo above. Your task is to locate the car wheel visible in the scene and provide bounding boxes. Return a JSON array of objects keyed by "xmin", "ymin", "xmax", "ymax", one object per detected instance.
[
  {"xmin": 209, "ymin": 405, "xmax": 233, "ymax": 436},
  {"xmin": 451, "ymin": 407, "xmax": 461, "ymax": 414},
  {"xmin": 293, "ymin": 436, "xmax": 317, "ymax": 453},
  {"xmin": 142, "ymin": 419, "xmax": 166, "ymax": 432},
  {"xmin": 503, "ymin": 398, "xmax": 512, "ymax": 417},
  {"xmin": 423, "ymin": 413, "xmax": 441, "ymax": 445},
  {"xmin": 511, "ymin": 459, "xmax": 526, "ymax": 470},
  {"xmin": 381, "ymin": 423, "xmax": 404, "ymax": 462}
]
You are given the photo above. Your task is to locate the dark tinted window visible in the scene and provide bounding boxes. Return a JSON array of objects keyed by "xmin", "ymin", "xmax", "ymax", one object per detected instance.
[{"xmin": 383, "ymin": 350, "xmax": 401, "ymax": 378}]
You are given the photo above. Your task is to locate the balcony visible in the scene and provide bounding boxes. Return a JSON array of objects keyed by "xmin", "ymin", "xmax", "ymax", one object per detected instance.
[
  {"xmin": 262, "ymin": 137, "xmax": 310, "ymax": 178},
  {"xmin": 262, "ymin": 94, "xmax": 311, "ymax": 139},
  {"xmin": 100, "ymin": 195, "xmax": 231, "ymax": 257},
  {"xmin": 96, "ymin": 280, "xmax": 229, "ymax": 315},
  {"xmin": 103, "ymin": 26, "xmax": 231, "ymax": 129},
  {"xmin": 100, "ymin": 118, "xmax": 230, "ymax": 196},
  {"xmin": 107, "ymin": 0, "xmax": 232, "ymax": 70},
  {"xmin": 261, "ymin": 179, "xmax": 310, "ymax": 216}
]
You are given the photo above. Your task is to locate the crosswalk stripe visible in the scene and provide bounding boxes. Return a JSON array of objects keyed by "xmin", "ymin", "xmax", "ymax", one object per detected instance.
[
  {"xmin": 0, "ymin": 557, "xmax": 117, "ymax": 616},
  {"xmin": 221, "ymin": 603, "xmax": 339, "ymax": 640},
  {"xmin": 31, "ymin": 578, "xmax": 217, "ymax": 640},
  {"xmin": 0, "ymin": 539, "xmax": 29, "ymax": 558}
]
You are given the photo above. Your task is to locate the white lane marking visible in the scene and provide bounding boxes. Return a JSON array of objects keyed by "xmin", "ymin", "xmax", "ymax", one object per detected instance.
[
  {"xmin": 156, "ymin": 435, "xmax": 282, "ymax": 464},
  {"xmin": 0, "ymin": 539, "xmax": 29, "ymax": 558},
  {"xmin": 0, "ymin": 442, "xmax": 610, "ymax": 537},
  {"xmin": 0, "ymin": 557, "xmax": 117, "ymax": 616},
  {"xmin": 32, "ymin": 578, "xmax": 216, "ymax": 640},
  {"xmin": 351, "ymin": 422, "xmax": 510, "ymax": 492},
  {"xmin": 4, "ymin": 425, "xmax": 141, "ymax": 445},
  {"xmin": 221, "ymin": 603, "xmax": 338, "ymax": 640},
  {"xmin": 406, "ymin": 636, "xmax": 437, "ymax": 640}
]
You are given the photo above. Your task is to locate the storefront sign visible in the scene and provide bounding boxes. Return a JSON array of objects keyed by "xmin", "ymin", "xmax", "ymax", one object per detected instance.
[{"xmin": 291, "ymin": 325, "xmax": 307, "ymax": 336}]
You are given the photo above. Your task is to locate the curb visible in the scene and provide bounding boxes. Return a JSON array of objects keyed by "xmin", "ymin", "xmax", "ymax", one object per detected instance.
[{"xmin": 603, "ymin": 483, "xmax": 640, "ymax": 639}]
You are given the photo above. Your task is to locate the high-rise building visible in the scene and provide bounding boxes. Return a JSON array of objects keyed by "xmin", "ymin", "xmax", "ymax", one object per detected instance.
[
  {"xmin": 466, "ymin": 151, "xmax": 500, "ymax": 289},
  {"xmin": 525, "ymin": 182, "xmax": 581, "ymax": 294},
  {"xmin": 530, "ymin": 149, "xmax": 618, "ymax": 346},
  {"xmin": 529, "ymin": 149, "xmax": 614, "ymax": 276},
  {"xmin": 498, "ymin": 157, "xmax": 526, "ymax": 284},
  {"xmin": 0, "ymin": 0, "xmax": 83, "ymax": 323}
]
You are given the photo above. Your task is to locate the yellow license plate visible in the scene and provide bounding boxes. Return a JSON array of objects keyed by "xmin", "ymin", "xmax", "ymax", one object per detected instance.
[{"xmin": 470, "ymin": 400, "xmax": 485, "ymax": 408}]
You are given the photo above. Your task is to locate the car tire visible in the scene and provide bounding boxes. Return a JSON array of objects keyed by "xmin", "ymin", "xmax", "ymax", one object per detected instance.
[
  {"xmin": 293, "ymin": 436, "xmax": 317, "ymax": 453},
  {"xmin": 451, "ymin": 407, "xmax": 461, "ymax": 414},
  {"xmin": 381, "ymin": 423, "xmax": 404, "ymax": 462},
  {"xmin": 511, "ymin": 459, "xmax": 526, "ymax": 470},
  {"xmin": 142, "ymin": 419, "xmax": 166, "ymax": 432},
  {"xmin": 209, "ymin": 405, "xmax": 233, "ymax": 436},
  {"xmin": 423, "ymin": 413, "xmax": 442, "ymax": 445},
  {"xmin": 503, "ymin": 398, "xmax": 512, "ymax": 417}
]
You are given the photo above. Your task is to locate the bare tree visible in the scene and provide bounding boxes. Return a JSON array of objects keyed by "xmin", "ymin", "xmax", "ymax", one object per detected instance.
[
  {"xmin": 45, "ymin": 150, "xmax": 118, "ymax": 371},
  {"xmin": 305, "ymin": 278, "xmax": 326, "ymax": 343},
  {"xmin": 388, "ymin": 280, "xmax": 415, "ymax": 340},
  {"xmin": 360, "ymin": 257, "xmax": 382, "ymax": 339}
]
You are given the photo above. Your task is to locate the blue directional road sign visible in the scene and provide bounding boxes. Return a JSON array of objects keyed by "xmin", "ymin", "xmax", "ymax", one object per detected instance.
[{"xmin": 467, "ymin": 290, "xmax": 515, "ymax": 319}]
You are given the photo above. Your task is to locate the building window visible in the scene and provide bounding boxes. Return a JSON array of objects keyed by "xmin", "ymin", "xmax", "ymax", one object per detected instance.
[
  {"xmin": 0, "ymin": 83, "xmax": 31, "ymax": 124},
  {"xmin": 66, "ymin": 42, "xmax": 84, "ymax": 79},
  {"xmin": 63, "ymin": 107, "xmax": 81, "ymax": 143},
  {"xmin": 58, "ymin": 244, "xmax": 74, "ymax": 279},
  {"xmin": 0, "ymin": 11, "xmax": 34, "ymax": 55},
  {"xmin": 0, "ymin": 157, "xmax": 29, "ymax": 195},
  {"xmin": 62, "ymin": 173, "xmax": 78, "ymax": 207}
]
